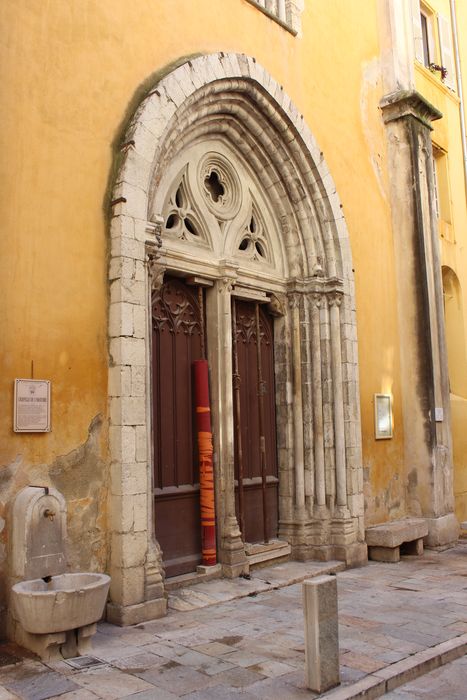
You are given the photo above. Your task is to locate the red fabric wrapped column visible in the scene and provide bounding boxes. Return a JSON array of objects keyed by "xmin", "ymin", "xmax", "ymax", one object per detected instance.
[{"xmin": 193, "ymin": 359, "xmax": 217, "ymax": 566}]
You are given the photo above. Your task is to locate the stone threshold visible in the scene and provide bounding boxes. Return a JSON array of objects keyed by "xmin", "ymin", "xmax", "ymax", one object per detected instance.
[
  {"xmin": 167, "ymin": 559, "xmax": 346, "ymax": 612},
  {"xmin": 165, "ymin": 540, "xmax": 292, "ymax": 593},
  {"xmin": 164, "ymin": 563, "xmax": 222, "ymax": 592},
  {"xmin": 245, "ymin": 539, "xmax": 291, "ymax": 567},
  {"xmin": 321, "ymin": 633, "xmax": 467, "ymax": 700}
]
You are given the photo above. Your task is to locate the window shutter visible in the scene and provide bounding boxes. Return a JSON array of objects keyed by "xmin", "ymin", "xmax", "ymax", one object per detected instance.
[
  {"xmin": 426, "ymin": 14, "xmax": 436, "ymax": 64},
  {"xmin": 438, "ymin": 14, "xmax": 456, "ymax": 90},
  {"xmin": 412, "ymin": 0, "xmax": 424, "ymax": 64}
]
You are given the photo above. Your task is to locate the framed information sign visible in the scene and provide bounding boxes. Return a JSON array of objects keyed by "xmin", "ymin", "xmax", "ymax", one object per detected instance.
[
  {"xmin": 374, "ymin": 393, "xmax": 392, "ymax": 439},
  {"xmin": 14, "ymin": 379, "xmax": 51, "ymax": 433}
]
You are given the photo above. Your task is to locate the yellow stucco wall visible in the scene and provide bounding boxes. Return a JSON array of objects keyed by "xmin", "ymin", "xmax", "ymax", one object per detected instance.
[
  {"xmin": 6, "ymin": 0, "xmax": 456, "ymax": 621},
  {"xmin": 0, "ymin": 0, "xmax": 405, "ymax": 518}
]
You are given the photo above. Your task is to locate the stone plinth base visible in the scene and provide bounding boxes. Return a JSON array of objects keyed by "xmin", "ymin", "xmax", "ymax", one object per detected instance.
[
  {"xmin": 13, "ymin": 621, "xmax": 97, "ymax": 661},
  {"xmin": 106, "ymin": 597, "xmax": 167, "ymax": 626},
  {"xmin": 292, "ymin": 542, "xmax": 367, "ymax": 567},
  {"xmin": 424, "ymin": 513, "xmax": 459, "ymax": 549},
  {"xmin": 221, "ymin": 561, "xmax": 249, "ymax": 578}
]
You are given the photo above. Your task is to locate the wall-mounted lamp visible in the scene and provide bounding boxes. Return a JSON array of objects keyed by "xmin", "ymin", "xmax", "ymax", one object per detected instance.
[{"xmin": 374, "ymin": 393, "xmax": 393, "ymax": 439}]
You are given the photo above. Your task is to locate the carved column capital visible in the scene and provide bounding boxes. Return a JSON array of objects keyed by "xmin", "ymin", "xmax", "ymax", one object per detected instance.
[
  {"xmin": 267, "ymin": 293, "xmax": 286, "ymax": 317},
  {"xmin": 380, "ymin": 90, "xmax": 442, "ymax": 130},
  {"xmin": 218, "ymin": 277, "xmax": 235, "ymax": 295},
  {"xmin": 287, "ymin": 291, "xmax": 303, "ymax": 310},
  {"xmin": 146, "ymin": 249, "xmax": 165, "ymax": 294},
  {"xmin": 146, "ymin": 217, "xmax": 165, "ymax": 294},
  {"xmin": 327, "ymin": 290, "xmax": 343, "ymax": 308},
  {"xmin": 310, "ymin": 291, "xmax": 325, "ymax": 308},
  {"xmin": 146, "ymin": 216, "xmax": 164, "ymax": 249}
]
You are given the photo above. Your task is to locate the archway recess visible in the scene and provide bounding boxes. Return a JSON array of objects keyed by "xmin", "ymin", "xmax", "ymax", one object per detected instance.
[{"xmin": 107, "ymin": 53, "xmax": 366, "ymax": 626}]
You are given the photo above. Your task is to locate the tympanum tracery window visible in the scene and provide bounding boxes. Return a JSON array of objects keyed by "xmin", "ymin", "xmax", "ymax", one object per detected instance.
[{"xmin": 158, "ymin": 144, "xmax": 285, "ymax": 279}]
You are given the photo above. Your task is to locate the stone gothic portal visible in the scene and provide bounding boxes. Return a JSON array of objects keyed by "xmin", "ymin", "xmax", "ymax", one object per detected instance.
[{"xmin": 107, "ymin": 53, "xmax": 366, "ymax": 625}]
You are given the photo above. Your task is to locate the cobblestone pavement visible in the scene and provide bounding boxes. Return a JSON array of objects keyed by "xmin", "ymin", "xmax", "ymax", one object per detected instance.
[{"xmin": 1, "ymin": 544, "xmax": 467, "ymax": 699}]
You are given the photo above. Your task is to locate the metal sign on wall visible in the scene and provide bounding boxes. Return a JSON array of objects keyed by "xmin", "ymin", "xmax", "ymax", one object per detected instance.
[{"xmin": 14, "ymin": 379, "xmax": 51, "ymax": 433}]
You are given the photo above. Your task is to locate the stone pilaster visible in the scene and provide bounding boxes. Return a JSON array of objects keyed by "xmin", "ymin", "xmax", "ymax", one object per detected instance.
[
  {"xmin": 107, "ymin": 216, "xmax": 168, "ymax": 625},
  {"xmin": 381, "ymin": 90, "xmax": 458, "ymax": 548}
]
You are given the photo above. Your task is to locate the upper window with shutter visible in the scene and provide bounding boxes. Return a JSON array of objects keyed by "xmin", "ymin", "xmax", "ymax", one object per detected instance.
[
  {"xmin": 412, "ymin": 0, "xmax": 457, "ymax": 91},
  {"xmin": 437, "ymin": 14, "xmax": 456, "ymax": 91},
  {"xmin": 244, "ymin": 0, "xmax": 304, "ymax": 35}
]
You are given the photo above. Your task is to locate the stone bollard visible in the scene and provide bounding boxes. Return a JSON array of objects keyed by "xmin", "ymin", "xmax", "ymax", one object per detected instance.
[{"xmin": 303, "ymin": 575, "xmax": 340, "ymax": 693}]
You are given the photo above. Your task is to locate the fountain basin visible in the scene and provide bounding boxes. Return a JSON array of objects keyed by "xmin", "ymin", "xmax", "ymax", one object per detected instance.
[{"xmin": 12, "ymin": 572, "xmax": 110, "ymax": 634}]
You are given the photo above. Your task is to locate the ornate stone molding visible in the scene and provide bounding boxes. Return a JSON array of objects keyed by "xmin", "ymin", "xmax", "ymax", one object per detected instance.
[{"xmin": 380, "ymin": 90, "xmax": 443, "ymax": 129}]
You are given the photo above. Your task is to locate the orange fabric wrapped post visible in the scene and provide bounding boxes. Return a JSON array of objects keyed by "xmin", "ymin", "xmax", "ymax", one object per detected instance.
[{"xmin": 193, "ymin": 359, "xmax": 217, "ymax": 566}]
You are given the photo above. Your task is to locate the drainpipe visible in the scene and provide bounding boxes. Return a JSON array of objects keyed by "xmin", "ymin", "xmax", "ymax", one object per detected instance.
[{"xmin": 450, "ymin": 0, "xmax": 467, "ymax": 198}]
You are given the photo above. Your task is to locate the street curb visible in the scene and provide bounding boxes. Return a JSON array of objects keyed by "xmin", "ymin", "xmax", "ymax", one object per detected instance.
[{"xmin": 321, "ymin": 633, "xmax": 467, "ymax": 699}]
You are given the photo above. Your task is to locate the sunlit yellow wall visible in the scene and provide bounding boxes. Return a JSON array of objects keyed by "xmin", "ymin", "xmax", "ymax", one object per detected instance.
[
  {"xmin": 414, "ymin": 0, "xmax": 467, "ymax": 521},
  {"xmin": 0, "ymin": 0, "xmax": 409, "ymax": 606}
]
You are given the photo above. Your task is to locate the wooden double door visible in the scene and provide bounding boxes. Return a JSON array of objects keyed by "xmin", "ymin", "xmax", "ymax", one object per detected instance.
[{"xmin": 152, "ymin": 278, "xmax": 278, "ymax": 578}]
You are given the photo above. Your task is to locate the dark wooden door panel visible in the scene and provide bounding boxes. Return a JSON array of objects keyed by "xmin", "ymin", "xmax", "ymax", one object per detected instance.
[
  {"xmin": 152, "ymin": 277, "xmax": 203, "ymax": 577},
  {"xmin": 233, "ymin": 301, "xmax": 278, "ymax": 543},
  {"xmin": 235, "ymin": 479, "xmax": 279, "ymax": 543},
  {"xmin": 154, "ymin": 487, "xmax": 201, "ymax": 577}
]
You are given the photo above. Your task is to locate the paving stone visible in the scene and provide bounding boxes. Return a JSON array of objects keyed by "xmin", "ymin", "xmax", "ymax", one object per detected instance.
[
  {"xmin": 50, "ymin": 691, "xmax": 99, "ymax": 699},
  {"xmin": 0, "ymin": 661, "xmax": 47, "ymax": 685},
  {"xmin": 135, "ymin": 663, "xmax": 215, "ymax": 694},
  {"xmin": 116, "ymin": 630, "xmax": 156, "ymax": 647},
  {"xmin": 245, "ymin": 676, "xmax": 318, "ymax": 699},
  {"xmin": 3, "ymin": 671, "xmax": 79, "ymax": 700},
  {"xmin": 340, "ymin": 650, "xmax": 386, "ymax": 673},
  {"xmin": 209, "ymin": 665, "xmax": 266, "ymax": 687},
  {"xmin": 191, "ymin": 642, "xmax": 234, "ymax": 657},
  {"xmin": 222, "ymin": 649, "xmax": 268, "ymax": 667},
  {"xmin": 182, "ymin": 684, "xmax": 258, "ymax": 699},
  {"xmin": 120, "ymin": 688, "xmax": 178, "ymax": 700},
  {"xmin": 339, "ymin": 665, "xmax": 367, "ymax": 683},
  {"xmin": 110, "ymin": 651, "xmax": 167, "ymax": 671},
  {"xmin": 247, "ymin": 659, "xmax": 296, "ymax": 677},
  {"xmin": 0, "ymin": 687, "xmax": 19, "ymax": 700},
  {"xmin": 71, "ymin": 667, "xmax": 154, "ymax": 698}
]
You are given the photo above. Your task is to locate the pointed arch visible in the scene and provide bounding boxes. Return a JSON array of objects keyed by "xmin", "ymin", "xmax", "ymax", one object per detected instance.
[{"xmin": 107, "ymin": 53, "xmax": 365, "ymax": 626}]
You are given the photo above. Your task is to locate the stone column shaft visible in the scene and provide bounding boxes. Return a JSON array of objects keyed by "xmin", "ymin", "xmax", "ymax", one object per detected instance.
[
  {"xmin": 207, "ymin": 277, "xmax": 246, "ymax": 575},
  {"xmin": 329, "ymin": 293, "xmax": 347, "ymax": 508},
  {"xmin": 290, "ymin": 294, "xmax": 305, "ymax": 509},
  {"xmin": 311, "ymin": 294, "xmax": 326, "ymax": 507}
]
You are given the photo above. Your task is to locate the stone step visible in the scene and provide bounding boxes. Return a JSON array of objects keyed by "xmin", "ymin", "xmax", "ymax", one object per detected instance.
[{"xmin": 245, "ymin": 539, "xmax": 291, "ymax": 566}]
